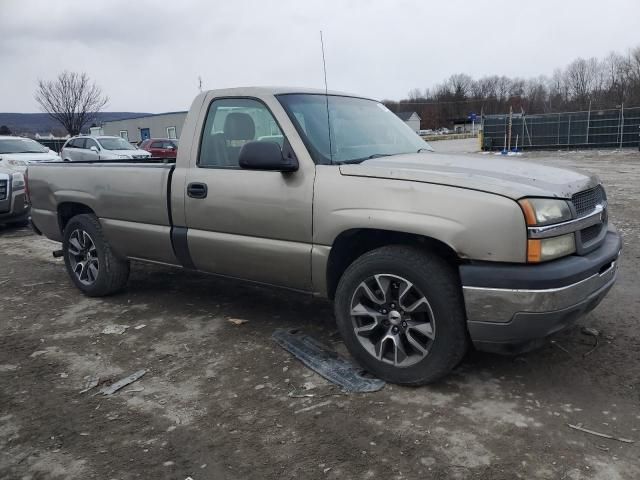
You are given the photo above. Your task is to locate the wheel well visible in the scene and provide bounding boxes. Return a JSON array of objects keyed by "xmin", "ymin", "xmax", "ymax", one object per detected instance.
[
  {"xmin": 325, "ymin": 229, "xmax": 460, "ymax": 300},
  {"xmin": 58, "ymin": 202, "xmax": 95, "ymax": 233}
]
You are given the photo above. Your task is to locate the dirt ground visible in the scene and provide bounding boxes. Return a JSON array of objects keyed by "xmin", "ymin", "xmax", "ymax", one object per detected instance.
[{"xmin": 1, "ymin": 141, "xmax": 639, "ymax": 479}]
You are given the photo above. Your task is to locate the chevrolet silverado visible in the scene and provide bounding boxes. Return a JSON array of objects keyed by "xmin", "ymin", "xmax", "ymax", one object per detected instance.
[{"xmin": 26, "ymin": 87, "xmax": 621, "ymax": 384}]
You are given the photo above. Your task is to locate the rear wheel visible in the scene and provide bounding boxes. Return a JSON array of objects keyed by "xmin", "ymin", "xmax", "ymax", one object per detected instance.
[
  {"xmin": 62, "ymin": 214, "xmax": 129, "ymax": 296},
  {"xmin": 334, "ymin": 245, "xmax": 468, "ymax": 385}
]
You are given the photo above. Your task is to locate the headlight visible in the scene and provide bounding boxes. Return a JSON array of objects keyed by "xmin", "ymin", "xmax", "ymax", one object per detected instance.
[
  {"xmin": 12, "ymin": 172, "xmax": 25, "ymax": 190},
  {"xmin": 527, "ymin": 233, "xmax": 576, "ymax": 262},
  {"xmin": 519, "ymin": 198, "xmax": 575, "ymax": 262},
  {"xmin": 7, "ymin": 159, "xmax": 29, "ymax": 168},
  {"xmin": 117, "ymin": 154, "xmax": 132, "ymax": 159},
  {"xmin": 519, "ymin": 198, "xmax": 572, "ymax": 226}
]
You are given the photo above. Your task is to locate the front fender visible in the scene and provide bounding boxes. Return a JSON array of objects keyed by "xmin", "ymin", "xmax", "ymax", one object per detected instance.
[{"xmin": 314, "ymin": 166, "xmax": 527, "ymax": 263}]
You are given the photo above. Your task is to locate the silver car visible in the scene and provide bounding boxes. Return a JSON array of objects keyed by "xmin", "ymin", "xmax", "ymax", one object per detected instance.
[
  {"xmin": 0, "ymin": 167, "xmax": 28, "ymax": 226},
  {"xmin": 61, "ymin": 136, "xmax": 151, "ymax": 161}
]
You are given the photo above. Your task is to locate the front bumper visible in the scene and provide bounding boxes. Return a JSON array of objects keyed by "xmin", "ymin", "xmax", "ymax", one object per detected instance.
[
  {"xmin": 0, "ymin": 189, "xmax": 29, "ymax": 224},
  {"xmin": 460, "ymin": 229, "xmax": 622, "ymax": 354}
]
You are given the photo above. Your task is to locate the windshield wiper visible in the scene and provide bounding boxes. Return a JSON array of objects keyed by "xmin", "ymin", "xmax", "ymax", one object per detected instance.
[
  {"xmin": 417, "ymin": 148, "xmax": 432, "ymax": 153},
  {"xmin": 338, "ymin": 153, "xmax": 391, "ymax": 165}
]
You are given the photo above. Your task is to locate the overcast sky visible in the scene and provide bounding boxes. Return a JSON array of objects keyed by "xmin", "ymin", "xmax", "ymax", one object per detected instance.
[{"xmin": 1, "ymin": 0, "xmax": 639, "ymax": 113}]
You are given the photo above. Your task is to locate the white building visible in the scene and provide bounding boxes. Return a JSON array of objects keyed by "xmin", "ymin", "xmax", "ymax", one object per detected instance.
[
  {"xmin": 102, "ymin": 111, "xmax": 187, "ymax": 143},
  {"xmin": 395, "ymin": 111, "xmax": 421, "ymax": 132}
]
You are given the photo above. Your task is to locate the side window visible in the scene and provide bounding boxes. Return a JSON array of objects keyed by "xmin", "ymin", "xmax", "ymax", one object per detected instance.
[
  {"xmin": 198, "ymin": 98, "xmax": 284, "ymax": 168},
  {"xmin": 151, "ymin": 141, "xmax": 163, "ymax": 149},
  {"xmin": 72, "ymin": 138, "xmax": 86, "ymax": 149},
  {"xmin": 85, "ymin": 139, "xmax": 98, "ymax": 150}
]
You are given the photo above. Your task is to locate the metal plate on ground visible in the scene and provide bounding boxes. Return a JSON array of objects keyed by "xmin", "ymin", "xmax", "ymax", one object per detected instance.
[{"xmin": 272, "ymin": 329, "xmax": 385, "ymax": 393}]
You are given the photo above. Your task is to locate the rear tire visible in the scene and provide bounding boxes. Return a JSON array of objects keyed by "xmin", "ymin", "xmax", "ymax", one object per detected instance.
[
  {"xmin": 334, "ymin": 245, "xmax": 468, "ymax": 385},
  {"xmin": 62, "ymin": 214, "xmax": 130, "ymax": 296}
]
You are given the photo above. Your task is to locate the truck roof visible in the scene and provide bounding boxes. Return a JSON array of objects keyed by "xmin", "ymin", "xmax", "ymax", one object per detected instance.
[{"xmin": 198, "ymin": 86, "xmax": 374, "ymax": 100}]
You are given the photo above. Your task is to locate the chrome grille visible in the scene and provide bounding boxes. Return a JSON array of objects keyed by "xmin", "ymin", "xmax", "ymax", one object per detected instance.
[
  {"xmin": 0, "ymin": 179, "xmax": 7, "ymax": 201},
  {"xmin": 572, "ymin": 185, "xmax": 606, "ymax": 217}
]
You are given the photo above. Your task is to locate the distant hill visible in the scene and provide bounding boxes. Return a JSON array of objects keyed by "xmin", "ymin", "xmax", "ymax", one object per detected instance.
[{"xmin": 0, "ymin": 112, "xmax": 151, "ymax": 135}]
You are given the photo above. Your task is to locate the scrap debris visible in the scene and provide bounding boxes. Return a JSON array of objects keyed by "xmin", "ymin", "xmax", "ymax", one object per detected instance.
[
  {"xmin": 581, "ymin": 327, "xmax": 600, "ymax": 357},
  {"xmin": 228, "ymin": 318, "xmax": 249, "ymax": 325},
  {"xmin": 567, "ymin": 423, "xmax": 635, "ymax": 444},
  {"xmin": 294, "ymin": 400, "xmax": 332, "ymax": 414},
  {"xmin": 79, "ymin": 375, "xmax": 100, "ymax": 394},
  {"xmin": 100, "ymin": 370, "xmax": 147, "ymax": 396},
  {"xmin": 272, "ymin": 329, "xmax": 385, "ymax": 393},
  {"xmin": 101, "ymin": 324, "xmax": 130, "ymax": 335},
  {"xmin": 22, "ymin": 281, "xmax": 55, "ymax": 287}
]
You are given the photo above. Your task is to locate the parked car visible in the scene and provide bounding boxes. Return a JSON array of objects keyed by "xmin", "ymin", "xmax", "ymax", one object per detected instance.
[
  {"xmin": 139, "ymin": 138, "xmax": 178, "ymax": 158},
  {"xmin": 0, "ymin": 166, "xmax": 28, "ymax": 226},
  {"xmin": 61, "ymin": 136, "xmax": 151, "ymax": 161},
  {"xmin": 27, "ymin": 87, "xmax": 620, "ymax": 385},
  {"xmin": 0, "ymin": 136, "xmax": 60, "ymax": 173}
]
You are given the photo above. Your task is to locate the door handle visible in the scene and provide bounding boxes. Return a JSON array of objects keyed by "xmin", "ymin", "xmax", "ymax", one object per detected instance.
[{"xmin": 187, "ymin": 182, "xmax": 208, "ymax": 199}]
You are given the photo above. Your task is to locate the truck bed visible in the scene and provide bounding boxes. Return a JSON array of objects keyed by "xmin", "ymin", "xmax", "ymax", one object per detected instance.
[{"xmin": 28, "ymin": 160, "xmax": 179, "ymax": 265}]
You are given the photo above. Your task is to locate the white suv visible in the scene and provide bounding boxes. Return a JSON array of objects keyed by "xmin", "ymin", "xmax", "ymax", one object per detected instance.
[{"xmin": 61, "ymin": 136, "xmax": 151, "ymax": 161}]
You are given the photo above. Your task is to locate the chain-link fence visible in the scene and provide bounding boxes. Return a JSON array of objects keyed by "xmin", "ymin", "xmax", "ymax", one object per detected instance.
[{"xmin": 482, "ymin": 105, "xmax": 640, "ymax": 151}]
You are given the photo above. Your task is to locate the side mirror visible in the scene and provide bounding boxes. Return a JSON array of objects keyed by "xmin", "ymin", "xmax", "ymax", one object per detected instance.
[
  {"xmin": 238, "ymin": 141, "xmax": 298, "ymax": 172},
  {"xmin": 90, "ymin": 146, "xmax": 99, "ymax": 153}
]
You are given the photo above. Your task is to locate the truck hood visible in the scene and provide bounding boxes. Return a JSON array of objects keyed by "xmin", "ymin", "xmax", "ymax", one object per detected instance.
[
  {"xmin": 339, "ymin": 152, "xmax": 599, "ymax": 199},
  {"xmin": 102, "ymin": 149, "xmax": 151, "ymax": 158},
  {"xmin": 0, "ymin": 151, "xmax": 60, "ymax": 173}
]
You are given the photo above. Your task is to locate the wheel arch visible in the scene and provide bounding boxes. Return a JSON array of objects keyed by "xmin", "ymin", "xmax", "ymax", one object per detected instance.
[
  {"xmin": 58, "ymin": 202, "xmax": 96, "ymax": 235},
  {"xmin": 325, "ymin": 228, "xmax": 461, "ymax": 300}
]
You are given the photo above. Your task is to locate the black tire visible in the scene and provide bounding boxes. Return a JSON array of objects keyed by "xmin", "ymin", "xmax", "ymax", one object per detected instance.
[
  {"xmin": 62, "ymin": 214, "xmax": 130, "ymax": 296},
  {"xmin": 334, "ymin": 245, "xmax": 468, "ymax": 385}
]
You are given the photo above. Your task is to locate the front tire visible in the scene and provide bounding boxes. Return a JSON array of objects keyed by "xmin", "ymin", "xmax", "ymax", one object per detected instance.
[
  {"xmin": 62, "ymin": 214, "xmax": 130, "ymax": 296},
  {"xmin": 334, "ymin": 246, "xmax": 468, "ymax": 385}
]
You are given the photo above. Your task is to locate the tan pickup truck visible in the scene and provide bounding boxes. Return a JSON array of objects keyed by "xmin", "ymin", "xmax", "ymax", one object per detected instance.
[{"xmin": 27, "ymin": 87, "xmax": 621, "ymax": 384}]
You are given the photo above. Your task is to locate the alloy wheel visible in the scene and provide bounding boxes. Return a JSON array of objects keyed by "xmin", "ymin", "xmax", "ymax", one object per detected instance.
[
  {"xmin": 349, "ymin": 274, "xmax": 436, "ymax": 367},
  {"xmin": 67, "ymin": 229, "xmax": 99, "ymax": 285}
]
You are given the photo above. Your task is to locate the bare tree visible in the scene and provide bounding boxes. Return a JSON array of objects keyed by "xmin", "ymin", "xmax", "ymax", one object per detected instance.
[
  {"xmin": 392, "ymin": 44, "xmax": 640, "ymax": 128},
  {"xmin": 447, "ymin": 73, "xmax": 473, "ymax": 99},
  {"xmin": 35, "ymin": 71, "xmax": 108, "ymax": 136}
]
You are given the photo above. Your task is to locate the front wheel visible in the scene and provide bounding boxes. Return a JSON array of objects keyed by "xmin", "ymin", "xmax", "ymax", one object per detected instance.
[
  {"xmin": 62, "ymin": 214, "xmax": 130, "ymax": 296},
  {"xmin": 334, "ymin": 246, "xmax": 468, "ymax": 385}
]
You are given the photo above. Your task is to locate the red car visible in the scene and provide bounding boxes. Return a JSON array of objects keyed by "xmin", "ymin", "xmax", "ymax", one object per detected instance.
[{"xmin": 139, "ymin": 138, "xmax": 178, "ymax": 158}]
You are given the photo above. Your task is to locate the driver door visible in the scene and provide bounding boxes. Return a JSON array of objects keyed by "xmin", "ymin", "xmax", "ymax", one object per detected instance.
[{"xmin": 182, "ymin": 96, "xmax": 315, "ymax": 290}]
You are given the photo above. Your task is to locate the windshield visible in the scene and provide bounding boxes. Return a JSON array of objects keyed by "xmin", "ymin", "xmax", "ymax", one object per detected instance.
[
  {"xmin": 277, "ymin": 94, "xmax": 432, "ymax": 164},
  {"xmin": 0, "ymin": 138, "xmax": 48, "ymax": 154},
  {"xmin": 98, "ymin": 137, "xmax": 134, "ymax": 150}
]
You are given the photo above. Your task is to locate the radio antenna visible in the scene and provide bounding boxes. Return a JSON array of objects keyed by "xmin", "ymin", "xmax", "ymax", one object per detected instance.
[{"xmin": 320, "ymin": 30, "xmax": 333, "ymax": 162}]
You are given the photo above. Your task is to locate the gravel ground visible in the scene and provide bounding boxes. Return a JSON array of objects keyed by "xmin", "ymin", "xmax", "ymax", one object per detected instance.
[{"xmin": 1, "ymin": 141, "xmax": 639, "ymax": 479}]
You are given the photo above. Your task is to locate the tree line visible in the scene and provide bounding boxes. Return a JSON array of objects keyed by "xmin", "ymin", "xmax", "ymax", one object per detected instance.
[{"xmin": 384, "ymin": 45, "xmax": 640, "ymax": 129}]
